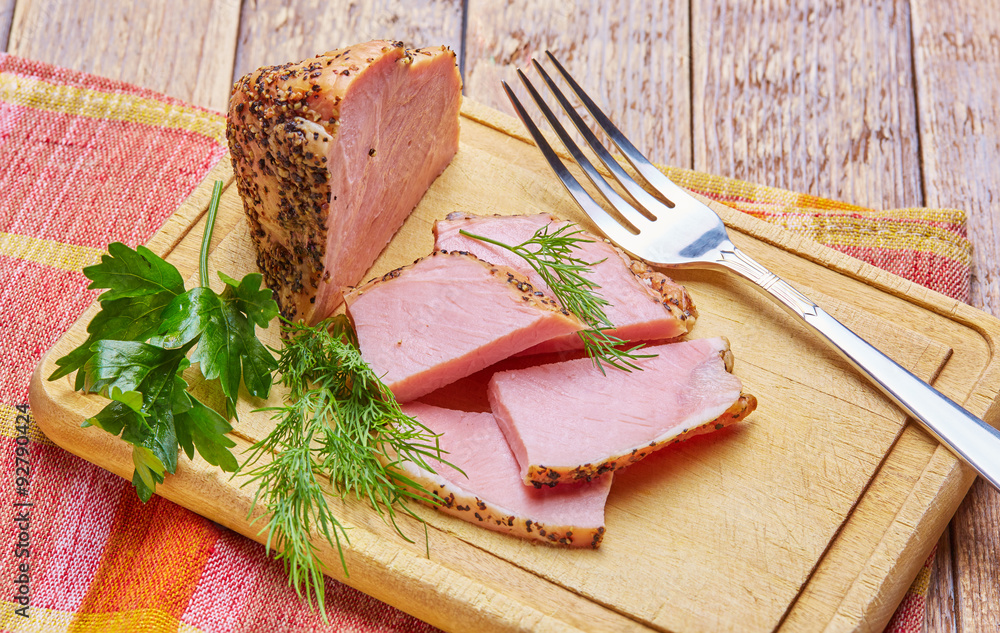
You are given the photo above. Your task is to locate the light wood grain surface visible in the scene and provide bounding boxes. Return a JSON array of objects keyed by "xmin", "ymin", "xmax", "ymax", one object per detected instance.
[{"xmin": 7, "ymin": 1, "xmax": 1000, "ymax": 631}]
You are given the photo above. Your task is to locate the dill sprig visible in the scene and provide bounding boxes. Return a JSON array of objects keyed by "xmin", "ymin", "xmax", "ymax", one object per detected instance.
[
  {"xmin": 238, "ymin": 315, "xmax": 450, "ymax": 619},
  {"xmin": 459, "ymin": 223, "xmax": 652, "ymax": 373}
]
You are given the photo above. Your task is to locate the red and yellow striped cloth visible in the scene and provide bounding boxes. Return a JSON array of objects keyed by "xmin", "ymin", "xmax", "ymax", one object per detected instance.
[{"xmin": 0, "ymin": 54, "xmax": 967, "ymax": 632}]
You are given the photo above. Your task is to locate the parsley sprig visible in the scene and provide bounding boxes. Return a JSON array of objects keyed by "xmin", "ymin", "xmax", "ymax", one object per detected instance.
[
  {"xmin": 239, "ymin": 315, "xmax": 453, "ymax": 616},
  {"xmin": 460, "ymin": 223, "xmax": 652, "ymax": 373},
  {"xmin": 49, "ymin": 181, "xmax": 279, "ymax": 501}
]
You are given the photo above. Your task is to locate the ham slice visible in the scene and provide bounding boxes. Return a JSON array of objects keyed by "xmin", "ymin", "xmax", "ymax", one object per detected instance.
[
  {"xmin": 488, "ymin": 337, "xmax": 756, "ymax": 487},
  {"xmin": 434, "ymin": 212, "xmax": 697, "ymax": 353},
  {"xmin": 345, "ymin": 251, "xmax": 582, "ymax": 403},
  {"xmin": 398, "ymin": 402, "xmax": 612, "ymax": 547},
  {"xmin": 228, "ymin": 41, "xmax": 462, "ymax": 324}
]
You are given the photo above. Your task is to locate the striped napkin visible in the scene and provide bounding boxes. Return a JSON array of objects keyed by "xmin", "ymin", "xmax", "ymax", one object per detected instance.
[{"xmin": 0, "ymin": 53, "xmax": 967, "ymax": 632}]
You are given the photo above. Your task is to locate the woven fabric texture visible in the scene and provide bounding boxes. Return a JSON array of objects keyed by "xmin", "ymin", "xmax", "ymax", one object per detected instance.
[{"xmin": 0, "ymin": 53, "xmax": 967, "ymax": 633}]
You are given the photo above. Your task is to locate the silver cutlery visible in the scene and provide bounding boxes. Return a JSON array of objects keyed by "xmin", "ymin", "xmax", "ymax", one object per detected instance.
[{"xmin": 502, "ymin": 51, "xmax": 1000, "ymax": 491}]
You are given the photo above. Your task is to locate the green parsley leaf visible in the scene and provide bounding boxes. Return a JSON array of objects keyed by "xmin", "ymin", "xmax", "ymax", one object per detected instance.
[
  {"xmin": 151, "ymin": 287, "xmax": 217, "ymax": 349},
  {"xmin": 219, "ymin": 271, "xmax": 280, "ymax": 328},
  {"xmin": 49, "ymin": 249, "xmax": 184, "ymax": 385},
  {"xmin": 84, "ymin": 387, "xmax": 148, "ymax": 436},
  {"xmin": 153, "ymin": 284, "xmax": 277, "ymax": 413},
  {"xmin": 50, "ymin": 341, "xmax": 99, "ymax": 390},
  {"xmin": 174, "ymin": 393, "xmax": 239, "ymax": 472},
  {"xmin": 83, "ymin": 340, "xmax": 187, "ymax": 394},
  {"xmin": 84, "ymin": 242, "xmax": 185, "ymax": 301},
  {"xmin": 86, "ymin": 341, "xmax": 184, "ymax": 471},
  {"xmin": 84, "ymin": 361, "xmax": 181, "ymax": 504},
  {"xmin": 90, "ymin": 293, "xmax": 179, "ymax": 342},
  {"xmin": 50, "ymin": 181, "xmax": 278, "ymax": 501},
  {"xmin": 132, "ymin": 447, "xmax": 166, "ymax": 503}
]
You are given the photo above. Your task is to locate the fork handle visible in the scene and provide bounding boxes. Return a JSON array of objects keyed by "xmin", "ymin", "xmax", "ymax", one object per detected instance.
[{"xmin": 720, "ymin": 245, "xmax": 1000, "ymax": 490}]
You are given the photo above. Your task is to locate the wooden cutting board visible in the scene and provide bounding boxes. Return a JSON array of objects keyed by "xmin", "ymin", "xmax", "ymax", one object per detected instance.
[{"xmin": 28, "ymin": 100, "xmax": 1000, "ymax": 633}]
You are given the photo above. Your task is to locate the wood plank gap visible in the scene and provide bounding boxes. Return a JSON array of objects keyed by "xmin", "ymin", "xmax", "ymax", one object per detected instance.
[
  {"xmin": 905, "ymin": 0, "xmax": 927, "ymax": 206},
  {"xmin": 231, "ymin": 0, "xmax": 249, "ymax": 83},
  {"xmin": 915, "ymin": 0, "xmax": 957, "ymax": 603},
  {"xmin": 950, "ymin": 521, "xmax": 962, "ymax": 633},
  {"xmin": 459, "ymin": 0, "xmax": 468, "ymax": 82},
  {"xmin": 911, "ymin": 0, "xmax": 1000, "ymax": 312},
  {"xmin": 924, "ymin": 526, "xmax": 959, "ymax": 633},
  {"xmin": 687, "ymin": 0, "xmax": 694, "ymax": 170}
]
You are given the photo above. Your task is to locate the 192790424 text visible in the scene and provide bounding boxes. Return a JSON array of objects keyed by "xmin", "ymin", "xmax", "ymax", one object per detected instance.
[{"xmin": 12, "ymin": 403, "xmax": 32, "ymax": 618}]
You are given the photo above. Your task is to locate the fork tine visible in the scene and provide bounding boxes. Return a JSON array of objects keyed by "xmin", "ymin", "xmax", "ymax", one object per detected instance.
[
  {"xmin": 544, "ymin": 51, "xmax": 700, "ymax": 207},
  {"xmin": 501, "ymin": 80, "xmax": 638, "ymax": 247},
  {"xmin": 512, "ymin": 69, "xmax": 653, "ymax": 232},
  {"xmin": 530, "ymin": 59, "xmax": 668, "ymax": 218}
]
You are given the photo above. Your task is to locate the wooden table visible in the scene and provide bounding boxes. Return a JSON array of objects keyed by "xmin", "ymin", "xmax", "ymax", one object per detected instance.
[{"xmin": 6, "ymin": 1, "xmax": 998, "ymax": 630}]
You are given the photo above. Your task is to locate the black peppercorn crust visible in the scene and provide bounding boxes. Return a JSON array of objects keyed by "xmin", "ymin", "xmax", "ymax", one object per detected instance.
[
  {"xmin": 412, "ymin": 475, "xmax": 608, "ymax": 549},
  {"xmin": 345, "ymin": 249, "xmax": 580, "ymax": 320},
  {"xmin": 227, "ymin": 40, "xmax": 461, "ymax": 324},
  {"xmin": 524, "ymin": 393, "xmax": 757, "ymax": 487}
]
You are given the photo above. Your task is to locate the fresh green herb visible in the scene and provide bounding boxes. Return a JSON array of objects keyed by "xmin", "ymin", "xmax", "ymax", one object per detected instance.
[
  {"xmin": 460, "ymin": 223, "xmax": 652, "ymax": 373},
  {"xmin": 239, "ymin": 315, "xmax": 452, "ymax": 617},
  {"xmin": 49, "ymin": 180, "xmax": 279, "ymax": 501}
]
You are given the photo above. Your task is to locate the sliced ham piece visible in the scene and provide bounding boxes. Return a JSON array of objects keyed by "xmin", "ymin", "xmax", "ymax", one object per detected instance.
[
  {"xmin": 228, "ymin": 41, "xmax": 462, "ymax": 324},
  {"xmin": 398, "ymin": 402, "xmax": 612, "ymax": 547},
  {"xmin": 345, "ymin": 251, "xmax": 583, "ymax": 403},
  {"xmin": 488, "ymin": 337, "xmax": 756, "ymax": 487},
  {"xmin": 434, "ymin": 212, "xmax": 697, "ymax": 353}
]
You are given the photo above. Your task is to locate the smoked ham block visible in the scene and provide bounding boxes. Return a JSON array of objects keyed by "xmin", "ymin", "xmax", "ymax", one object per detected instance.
[
  {"xmin": 488, "ymin": 337, "xmax": 757, "ymax": 487},
  {"xmin": 227, "ymin": 41, "xmax": 462, "ymax": 324},
  {"xmin": 398, "ymin": 402, "xmax": 612, "ymax": 547},
  {"xmin": 345, "ymin": 251, "xmax": 582, "ymax": 403},
  {"xmin": 434, "ymin": 212, "xmax": 696, "ymax": 353}
]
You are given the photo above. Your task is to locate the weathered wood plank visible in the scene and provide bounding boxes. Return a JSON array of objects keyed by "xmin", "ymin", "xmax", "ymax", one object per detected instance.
[
  {"xmin": 463, "ymin": 0, "xmax": 692, "ymax": 169},
  {"xmin": 5, "ymin": 0, "xmax": 241, "ymax": 111},
  {"xmin": 691, "ymin": 0, "xmax": 922, "ymax": 209},
  {"xmin": 232, "ymin": 0, "xmax": 463, "ymax": 86},
  {"xmin": 911, "ymin": 2, "xmax": 1000, "ymax": 631},
  {"xmin": 951, "ymin": 482, "xmax": 1000, "ymax": 633},
  {"xmin": 925, "ymin": 529, "xmax": 959, "ymax": 633},
  {"xmin": 0, "ymin": 0, "xmax": 14, "ymax": 51},
  {"xmin": 911, "ymin": 0, "xmax": 1000, "ymax": 319}
]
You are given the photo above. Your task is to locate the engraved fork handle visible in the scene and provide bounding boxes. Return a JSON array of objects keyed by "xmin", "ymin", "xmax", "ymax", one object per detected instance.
[{"xmin": 719, "ymin": 243, "xmax": 1000, "ymax": 490}]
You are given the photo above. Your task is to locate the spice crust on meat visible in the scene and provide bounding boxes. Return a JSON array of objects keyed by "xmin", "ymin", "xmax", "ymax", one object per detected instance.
[{"xmin": 227, "ymin": 40, "xmax": 461, "ymax": 323}]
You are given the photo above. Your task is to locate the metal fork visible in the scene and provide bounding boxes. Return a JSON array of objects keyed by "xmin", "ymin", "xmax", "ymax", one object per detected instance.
[{"xmin": 503, "ymin": 51, "xmax": 1000, "ymax": 492}]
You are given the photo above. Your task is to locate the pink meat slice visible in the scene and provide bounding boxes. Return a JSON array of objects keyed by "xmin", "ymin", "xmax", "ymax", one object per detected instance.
[
  {"xmin": 488, "ymin": 337, "xmax": 757, "ymax": 487},
  {"xmin": 228, "ymin": 40, "xmax": 463, "ymax": 324},
  {"xmin": 345, "ymin": 251, "xmax": 582, "ymax": 403},
  {"xmin": 434, "ymin": 212, "xmax": 697, "ymax": 353},
  {"xmin": 398, "ymin": 402, "xmax": 612, "ymax": 547}
]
